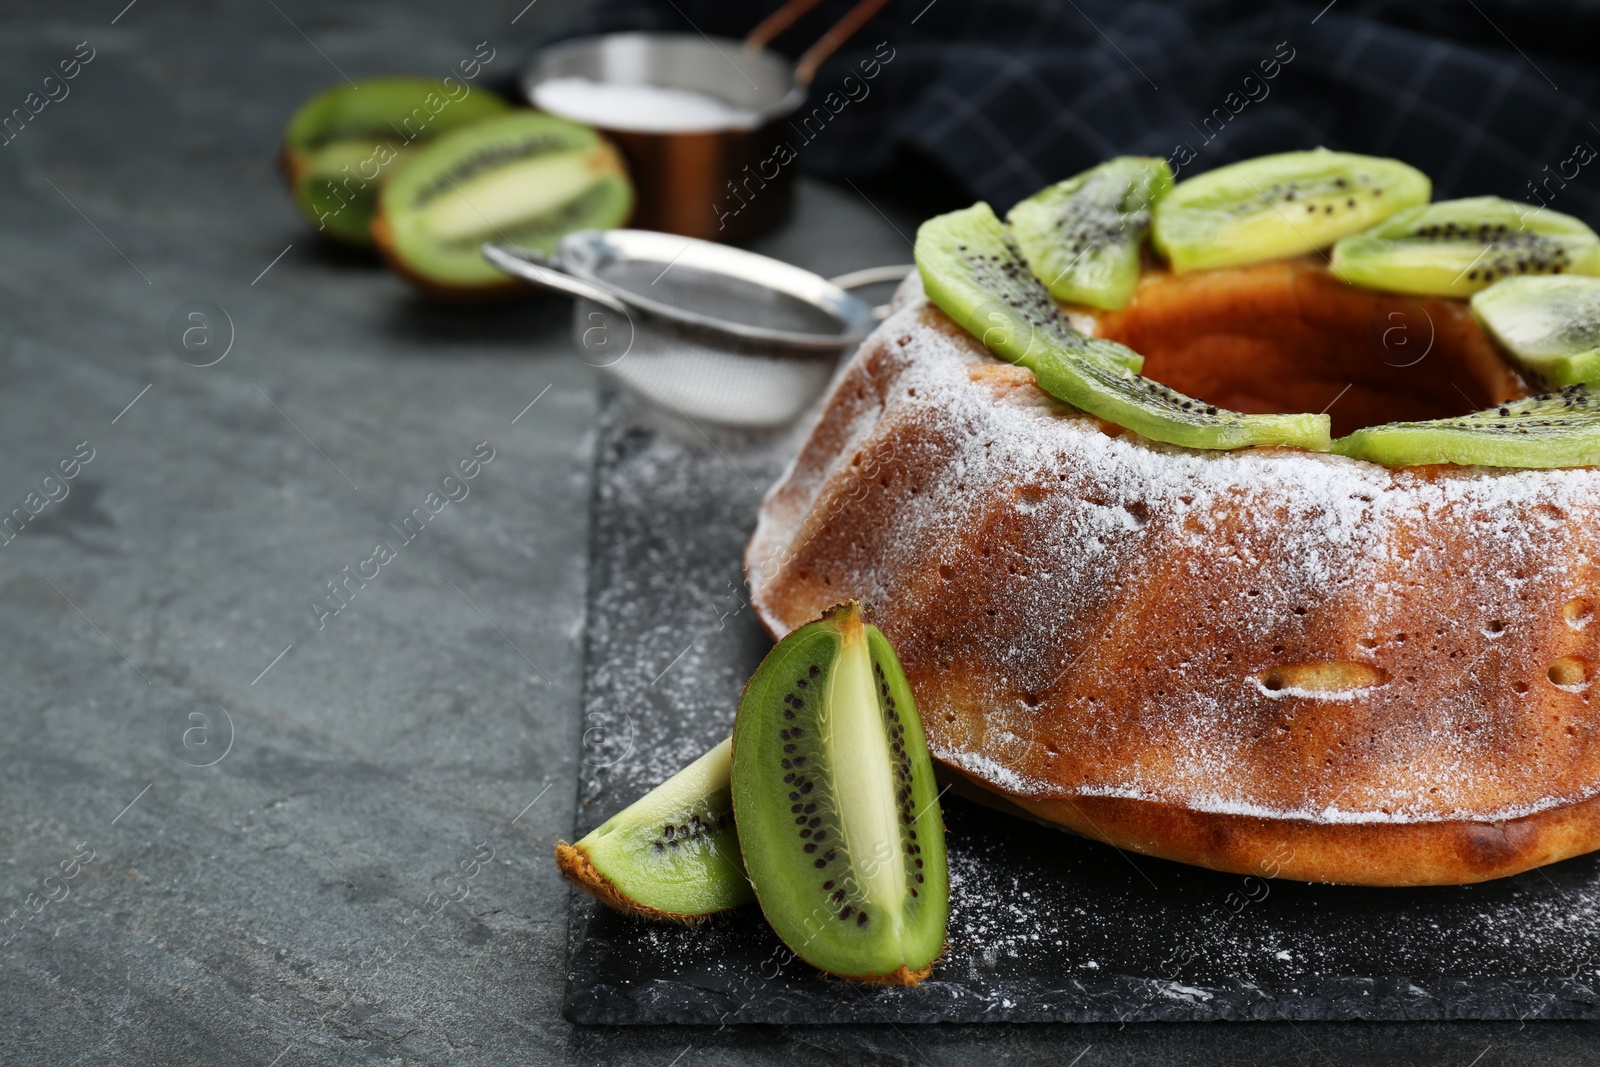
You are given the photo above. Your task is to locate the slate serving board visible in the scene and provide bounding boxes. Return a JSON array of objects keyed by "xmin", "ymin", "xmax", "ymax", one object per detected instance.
[{"xmin": 565, "ymin": 387, "xmax": 1600, "ymax": 1025}]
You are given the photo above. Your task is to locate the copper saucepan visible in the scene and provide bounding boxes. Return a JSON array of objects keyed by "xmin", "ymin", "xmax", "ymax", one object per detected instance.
[{"xmin": 519, "ymin": 0, "xmax": 893, "ymax": 242}]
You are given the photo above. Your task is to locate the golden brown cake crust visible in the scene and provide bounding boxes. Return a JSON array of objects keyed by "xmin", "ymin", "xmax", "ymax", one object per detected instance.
[
  {"xmin": 942, "ymin": 760, "xmax": 1600, "ymax": 886},
  {"xmin": 746, "ymin": 269, "xmax": 1600, "ymax": 886}
]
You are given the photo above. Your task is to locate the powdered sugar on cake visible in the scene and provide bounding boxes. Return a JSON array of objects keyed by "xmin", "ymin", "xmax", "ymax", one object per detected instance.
[{"xmin": 748, "ymin": 280, "xmax": 1600, "ymax": 830}]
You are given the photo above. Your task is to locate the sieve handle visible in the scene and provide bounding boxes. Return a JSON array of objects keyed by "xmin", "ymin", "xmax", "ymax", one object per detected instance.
[
  {"xmin": 829, "ymin": 263, "xmax": 913, "ymax": 321},
  {"xmin": 482, "ymin": 243, "xmax": 631, "ymax": 315},
  {"xmin": 827, "ymin": 264, "xmax": 913, "ymax": 291}
]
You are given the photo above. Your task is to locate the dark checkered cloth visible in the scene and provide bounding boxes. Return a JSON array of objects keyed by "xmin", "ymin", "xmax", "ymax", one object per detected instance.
[{"xmin": 537, "ymin": 0, "xmax": 1600, "ymax": 224}]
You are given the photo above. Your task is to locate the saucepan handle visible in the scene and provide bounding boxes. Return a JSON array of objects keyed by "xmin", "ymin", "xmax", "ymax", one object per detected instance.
[{"xmin": 745, "ymin": 0, "xmax": 896, "ymax": 87}]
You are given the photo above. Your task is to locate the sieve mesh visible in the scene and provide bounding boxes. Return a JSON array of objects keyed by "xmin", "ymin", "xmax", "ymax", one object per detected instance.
[
  {"xmin": 591, "ymin": 259, "xmax": 850, "ymax": 336},
  {"xmin": 576, "ymin": 299, "xmax": 841, "ymax": 427}
]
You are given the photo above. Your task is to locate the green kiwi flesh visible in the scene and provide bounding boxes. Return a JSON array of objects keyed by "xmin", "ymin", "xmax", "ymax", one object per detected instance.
[
  {"xmin": 374, "ymin": 112, "xmax": 633, "ymax": 292},
  {"xmin": 1331, "ymin": 384, "xmax": 1600, "ymax": 468},
  {"xmin": 280, "ymin": 77, "xmax": 510, "ymax": 245},
  {"xmin": 1471, "ymin": 275, "xmax": 1600, "ymax": 387},
  {"xmin": 731, "ymin": 602, "xmax": 947, "ymax": 985},
  {"xmin": 1152, "ymin": 148, "xmax": 1430, "ymax": 272},
  {"xmin": 555, "ymin": 738, "xmax": 753, "ymax": 922},
  {"xmin": 1007, "ymin": 156, "xmax": 1173, "ymax": 310},
  {"xmin": 916, "ymin": 203, "xmax": 1332, "ymax": 451},
  {"xmin": 1332, "ymin": 197, "xmax": 1600, "ymax": 298},
  {"xmin": 917, "ymin": 202, "xmax": 1141, "ymax": 373}
]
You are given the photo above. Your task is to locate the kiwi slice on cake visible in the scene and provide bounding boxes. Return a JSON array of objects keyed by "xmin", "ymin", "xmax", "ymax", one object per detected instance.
[
  {"xmin": 1471, "ymin": 275, "xmax": 1600, "ymax": 387},
  {"xmin": 916, "ymin": 203, "xmax": 1331, "ymax": 451},
  {"xmin": 373, "ymin": 112, "xmax": 633, "ymax": 295},
  {"xmin": 1331, "ymin": 384, "xmax": 1600, "ymax": 468},
  {"xmin": 555, "ymin": 737, "xmax": 754, "ymax": 922},
  {"xmin": 731, "ymin": 601, "xmax": 947, "ymax": 985},
  {"xmin": 1331, "ymin": 197, "xmax": 1600, "ymax": 298},
  {"xmin": 280, "ymin": 78, "xmax": 511, "ymax": 246},
  {"xmin": 1152, "ymin": 149, "xmax": 1430, "ymax": 273},
  {"xmin": 1007, "ymin": 156, "xmax": 1173, "ymax": 310},
  {"xmin": 917, "ymin": 202, "xmax": 1142, "ymax": 373}
]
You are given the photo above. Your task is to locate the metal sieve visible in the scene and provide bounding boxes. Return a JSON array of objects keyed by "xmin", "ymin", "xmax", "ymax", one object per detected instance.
[{"xmin": 483, "ymin": 234, "xmax": 908, "ymax": 428}]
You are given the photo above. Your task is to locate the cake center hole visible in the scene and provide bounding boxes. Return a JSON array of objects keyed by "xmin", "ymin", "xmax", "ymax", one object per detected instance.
[{"xmin": 1090, "ymin": 260, "xmax": 1528, "ymax": 437}]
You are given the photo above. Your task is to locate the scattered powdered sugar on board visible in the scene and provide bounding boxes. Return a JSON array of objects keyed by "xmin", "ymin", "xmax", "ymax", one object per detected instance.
[{"xmin": 574, "ymin": 395, "xmax": 806, "ymax": 830}]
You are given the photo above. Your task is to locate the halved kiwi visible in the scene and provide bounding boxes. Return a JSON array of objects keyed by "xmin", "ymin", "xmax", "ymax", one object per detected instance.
[
  {"xmin": 1472, "ymin": 275, "xmax": 1600, "ymax": 387},
  {"xmin": 1007, "ymin": 156, "xmax": 1173, "ymax": 310},
  {"xmin": 1331, "ymin": 384, "xmax": 1600, "ymax": 468},
  {"xmin": 1331, "ymin": 197, "xmax": 1600, "ymax": 298},
  {"xmin": 373, "ymin": 112, "xmax": 633, "ymax": 295},
  {"xmin": 731, "ymin": 602, "xmax": 947, "ymax": 985},
  {"xmin": 280, "ymin": 78, "xmax": 511, "ymax": 246},
  {"xmin": 555, "ymin": 738, "xmax": 753, "ymax": 922},
  {"xmin": 916, "ymin": 203, "xmax": 1332, "ymax": 451},
  {"xmin": 1152, "ymin": 148, "xmax": 1430, "ymax": 273}
]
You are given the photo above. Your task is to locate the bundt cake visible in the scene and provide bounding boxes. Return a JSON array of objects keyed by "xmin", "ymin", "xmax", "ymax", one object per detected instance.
[{"xmin": 745, "ymin": 150, "xmax": 1600, "ymax": 886}]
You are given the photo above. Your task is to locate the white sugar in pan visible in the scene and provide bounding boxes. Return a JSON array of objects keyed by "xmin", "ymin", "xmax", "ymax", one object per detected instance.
[{"xmin": 532, "ymin": 77, "xmax": 761, "ymax": 133}]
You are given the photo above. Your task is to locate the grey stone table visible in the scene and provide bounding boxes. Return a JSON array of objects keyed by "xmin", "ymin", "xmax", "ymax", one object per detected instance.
[{"xmin": 1, "ymin": 1, "xmax": 1598, "ymax": 1063}]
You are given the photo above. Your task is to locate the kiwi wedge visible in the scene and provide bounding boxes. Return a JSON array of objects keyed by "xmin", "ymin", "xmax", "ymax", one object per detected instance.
[
  {"xmin": 916, "ymin": 203, "xmax": 1332, "ymax": 451},
  {"xmin": 731, "ymin": 602, "xmax": 947, "ymax": 986},
  {"xmin": 373, "ymin": 112, "xmax": 633, "ymax": 295},
  {"xmin": 555, "ymin": 738, "xmax": 753, "ymax": 922},
  {"xmin": 1472, "ymin": 275, "xmax": 1600, "ymax": 387},
  {"xmin": 1152, "ymin": 149, "xmax": 1430, "ymax": 273},
  {"xmin": 1007, "ymin": 156, "xmax": 1173, "ymax": 310},
  {"xmin": 1331, "ymin": 384, "xmax": 1600, "ymax": 468},
  {"xmin": 280, "ymin": 78, "xmax": 511, "ymax": 246},
  {"xmin": 1331, "ymin": 197, "xmax": 1600, "ymax": 298}
]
